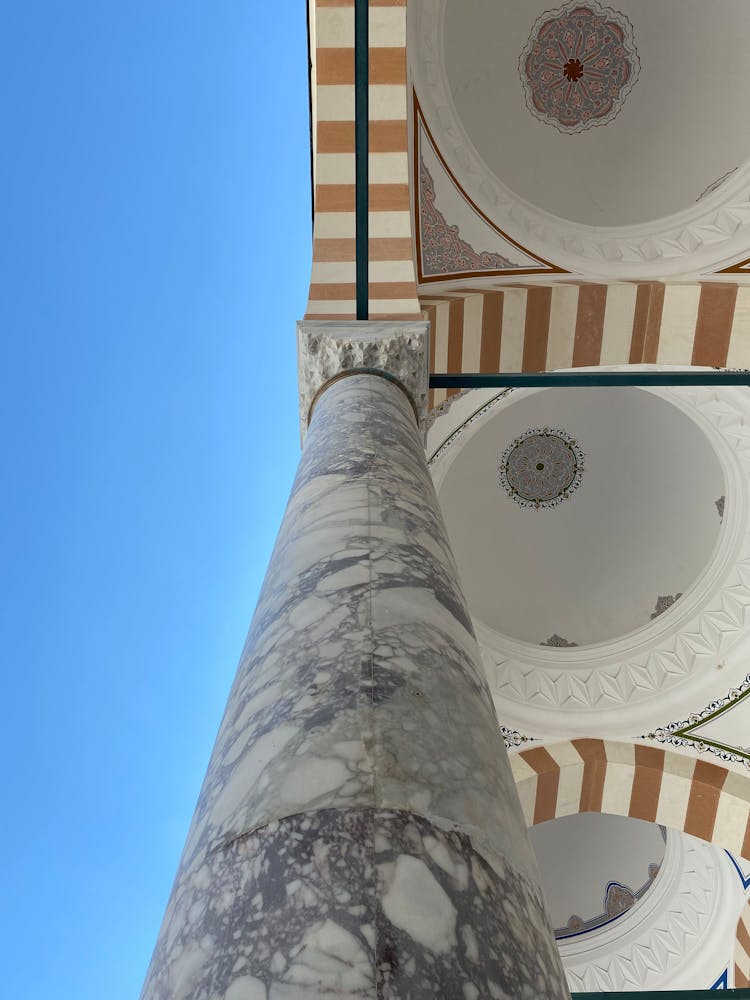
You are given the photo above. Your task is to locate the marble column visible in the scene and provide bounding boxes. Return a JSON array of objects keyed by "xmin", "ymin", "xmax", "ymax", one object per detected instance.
[{"xmin": 141, "ymin": 323, "xmax": 569, "ymax": 1000}]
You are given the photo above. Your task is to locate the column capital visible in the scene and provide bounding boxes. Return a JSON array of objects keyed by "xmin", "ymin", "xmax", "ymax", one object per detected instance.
[{"xmin": 296, "ymin": 320, "xmax": 430, "ymax": 444}]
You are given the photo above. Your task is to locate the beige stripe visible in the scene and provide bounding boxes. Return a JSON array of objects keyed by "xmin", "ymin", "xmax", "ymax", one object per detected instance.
[
  {"xmin": 545, "ymin": 285, "xmax": 579, "ymax": 370},
  {"xmin": 369, "ymin": 210, "xmax": 411, "ymax": 237},
  {"xmin": 499, "ymin": 288, "xmax": 527, "ymax": 371},
  {"xmin": 306, "ymin": 300, "xmax": 357, "ymax": 315},
  {"xmin": 656, "ymin": 285, "xmax": 701, "ymax": 365},
  {"xmin": 461, "ymin": 295, "xmax": 483, "ymax": 372},
  {"xmin": 316, "ymin": 152, "xmax": 355, "ymax": 183},
  {"xmin": 368, "ymin": 298, "xmax": 420, "ymax": 313},
  {"xmin": 369, "ymin": 260, "xmax": 416, "ymax": 282},
  {"xmin": 546, "ymin": 743, "xmax": 586, "ymax": 817},
  {"xmin": 713, "ymin": 781, "xmax": 750, "ymax": 856},
  {"xmin": 432, "ymin": 302, "xmax": 450, "ymax": 407},
  {"xmin": 600, "ymin": 742, "xmax": 636, "ymax": 816},
  {"xmin": 510, "ymin": 753, "xmax": 539, "ymax": 783},
  {"xmin": 369, "ymin": 84, "xmax": 407, "ymax": 120},
  {"xmin": 316, "ymin": 7, "xmax": 354, "ymax": 46},
  {"xmin": 317, "ymin": 84, "xmax": 355, "ymax": 120},
  {"xmin": 727, "ymin": 286, "xmax": 750, "ymax": 367},
  {"xmin": 516, "ymin": 774, "xmax": 538, "ymax": 826},
  {"xmin": 310, "ymin": 261, "xmax": 356, "ymax": 283},
  {"xmin": 655, "ymin": 756, "xmax": 695, "ymax": 832},
  {"xmin": 314, "ymin": 212, "xmax": 356, "ymax": 238},
  {"xmin": 369, "ymin": 151, "xmax": 409, "ymax": 183},
  {"xmin": 368, "ymin": 5, "xmax": 405, "ymax": 45},
  {"xmin": 600, "ymin": 284, "xmax": 638, "ymax": 365}
]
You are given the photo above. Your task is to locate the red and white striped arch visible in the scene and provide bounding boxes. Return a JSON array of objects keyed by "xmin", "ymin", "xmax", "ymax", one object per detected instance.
[
  {"xmin": 510, "ymin": 740, "xmax": 750, "ymax": 860},
  {"xmin": 737, "ymin": 900, "xmax": 750, "ymax": 988}
]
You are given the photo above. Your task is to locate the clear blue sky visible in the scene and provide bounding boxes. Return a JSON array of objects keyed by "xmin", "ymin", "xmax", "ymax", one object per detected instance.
[{"xmin": 0, "ymin": 4, "xmax": 309, "ymax": 997}]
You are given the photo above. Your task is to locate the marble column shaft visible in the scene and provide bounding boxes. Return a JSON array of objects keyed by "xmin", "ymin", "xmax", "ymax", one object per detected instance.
[{"xmin": 141, "ymin": 372, "xmax": 569, "ymax": 999}]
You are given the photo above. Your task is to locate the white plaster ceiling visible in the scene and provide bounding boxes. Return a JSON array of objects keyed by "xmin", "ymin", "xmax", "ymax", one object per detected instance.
[
  {"xmin": 528, "ymin": 815, "xmax": 745, "ymax": 992},
  {"xmin": 437, "ymin": 387, "xmax": 724, "ymax": 647},
  {"xmin": 442, "ymin": 0, "xmax": 750, "ymax": 228},
  {"xmin": 530, "ymin": 812, "xmax": 666, "ymax": 934}
]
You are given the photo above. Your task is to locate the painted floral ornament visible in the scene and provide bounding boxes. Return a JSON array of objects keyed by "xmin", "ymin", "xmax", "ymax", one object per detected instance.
[
  {"xmin": 499, "ymin": 427, "xmax": 584, "ymax": 509},
  {"xmin": 519, "ymin": 1, "xmax": 640, "ymax": 133}
]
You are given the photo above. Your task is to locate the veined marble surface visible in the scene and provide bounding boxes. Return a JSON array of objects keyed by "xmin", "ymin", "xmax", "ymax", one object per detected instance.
[
  {"xmin": 142, "ymin": 373, "xmax": 568, "ymax": 998},
  {"xmin": 143, "ymin": 809, "xmax": 566, "ymax": 999}
]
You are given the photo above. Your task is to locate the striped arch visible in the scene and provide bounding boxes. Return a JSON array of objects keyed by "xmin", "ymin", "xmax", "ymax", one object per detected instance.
[
  {"xmin": 737, "ymin": 900, "xmax": 750, "ymax": 988},
  {"xmin": 424, "ymin": 282, "xmax": 750, "ymax": 410},
  {"xmin": 510, "ymin": 740, "xmax": 750, "ymax": 860}
]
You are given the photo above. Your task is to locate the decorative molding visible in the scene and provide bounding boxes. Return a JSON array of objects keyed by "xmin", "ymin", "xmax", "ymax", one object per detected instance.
[
  {"xmin": 645, "ymin": 674, "xmax": 750, "ymax": 769},
  {"xmin": 725, "ymin": 851, "xmax": 750, "ymax": 891},
  {"xmin": 297, "ymin": 321, "xmax": 430, "ymax": 444},
  {"xmin": 557, "ymin": 862, "xmax": 661, "ymax": 940},
  {"xmin": 541, "ymin": 634, "xmax": 579, "ymax": 648},
  {"xmin": 410, "ymin": 1, "xmax": 750, "ymax": 278},
  {"xmin": 650, "ymin": 593, "xmax": 683, "ymax": 621},
  {"xmin": 560, "ymin": 831, "xmax": 736, "ymax": 994},
  {"xmin": 429, "ymin": 376, "xmax": 750, "ymax": 729},
  {"xmin": 498, "ymin": 427, "xmax": 585, "ymax": 510},
  {"xmin": 519, "ymin": 2, "xmax": 640, "ymax": 134}
]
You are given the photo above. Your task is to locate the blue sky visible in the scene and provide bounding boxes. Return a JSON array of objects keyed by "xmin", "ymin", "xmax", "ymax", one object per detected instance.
[{"xmin": 0, "ymin": 4, "xmax": 309, "ymax": 996}]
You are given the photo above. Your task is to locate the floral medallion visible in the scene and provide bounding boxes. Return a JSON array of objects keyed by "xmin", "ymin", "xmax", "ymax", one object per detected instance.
[
  {"xmin": 519, "ymin": 1, "xmax": 640, "ymax": 134},
  {"xmin": 499, "ymin": 427, "xmax": 584, "ymax": 509}
]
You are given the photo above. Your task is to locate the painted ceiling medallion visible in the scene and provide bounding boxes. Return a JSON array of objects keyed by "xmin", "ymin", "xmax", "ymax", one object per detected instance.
[
  {"xmin": 499, "ymin": 428, "xmax": 584, "ymax": 510},
  {"xmin": 519, "ymin": 1, "xmax": 640, "ymax": 134}
]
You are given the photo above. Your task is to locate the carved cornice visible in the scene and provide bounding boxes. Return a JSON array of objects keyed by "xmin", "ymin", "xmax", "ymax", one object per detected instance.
[
  {"xmin": 560, "ymin": 832, "xmax": 739, "ymax": 993},
  {"xmin": 410, "ymin": 0, "xmax": 750, "ymax": 278}
]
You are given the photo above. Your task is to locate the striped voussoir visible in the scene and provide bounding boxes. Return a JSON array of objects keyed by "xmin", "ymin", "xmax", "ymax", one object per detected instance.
[
  {"xmin": 737, "ymin": 900, "xmax": 750, "ymax": 988},
  {"xmin": 510, "ymin": 740, "xmax": 750, "ymax": 860},
  {"xmin": 423, "ymin": 282, "xmax": 750, "ymax": 411},
  {"xmin": 306, "ymin": 0, "xmax": 421, "ymax": 320}
]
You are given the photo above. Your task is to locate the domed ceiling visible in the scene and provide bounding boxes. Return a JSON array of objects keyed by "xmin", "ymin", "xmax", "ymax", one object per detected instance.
[
  {"xmin": 442, "ymin": 0, "xmax": 750, "ymax": 227},
  {"xmin": 437, "ymin": 387, "xmax": 724, "ymax": 646}
]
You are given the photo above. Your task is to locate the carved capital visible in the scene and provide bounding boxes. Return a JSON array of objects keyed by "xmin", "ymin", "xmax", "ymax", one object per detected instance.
[{"xmin": 296, "ymin": 321, "xmax": 430, "ymax": 444}]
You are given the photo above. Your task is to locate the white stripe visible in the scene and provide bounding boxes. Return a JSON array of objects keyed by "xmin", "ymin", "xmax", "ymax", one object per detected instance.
[
  {"xmin": 600, "ymin": 283, "xmax": 638, "ymax": 365},
  {"xmin": 369, "ymin": 152, "xmax": 409, "ymax": 185},
  {"xmin": 516, "ymin": 774, "xmax": 538, "ymax": 827},
  {"xmin": 314, "ymin": 212, "xmax": 356, "ymax": 238},
  {"xmin": 317, "ymin": 85, "xmax": 355, "ymax": 121},
  {"xmin": 656, "ymin": 285, "xmax": 701, "ymax": 365},
  {"xmin": 316, "ymin": 152, "xmax": 355, "ymax": 184},
  {"xmin": 316, "ymin": 7, "xmax": 354, "ymax": 47},
  {"xmin": 369, "ymin": 211, "xmax": 412, "ymax": 238},
  {"xmin": 499, "ymin": 288, "xmax": 527, "ymax": 372},
  {"xmin": 369, "ymin": 6, "xmax": 406, "ymax": 46},
  {"xmin": 461, "ymin": 295, "xmax": 483, "ymax": 372},
  {"xmin": 545, "ymin": 742, "xmax": 587, "ymax": 817},
  {"xmin": 369, "ymin": 259, "xmax": 416, "ymax": 282},
  {"xmin": 655, "ymin": 756, "xmax": 695, "ymax": 833},
  {"xmin": 600, "ymin": 742, "xmax": 636, "ymax": 816},
  {"xmin": 546, "ymin": 285, "xmax": 579, "ymax": 370},
  {"xmin": 310, "ymin": 261, "xmax": 356, "ymax": 283},
  {"xmin": 306, "ymin": 300, "xmax": 356, "ymax": 316},
  {"xmin": 713, "ymin": 787, "xmax": 750, "ymax": 858},
  {"xmin": 727, "ymin": 286, "xmax": 750, "ymax": 367},
  {"xmin": 369, "ymin": 299, "xmax": 420, "ymax": 314},
  {"xmin": 369, "ymin": 84, "xmax": 407, "ymax": 121}
]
